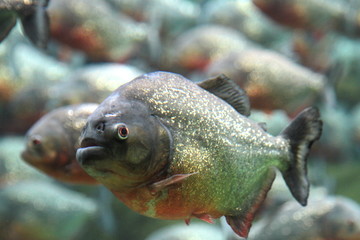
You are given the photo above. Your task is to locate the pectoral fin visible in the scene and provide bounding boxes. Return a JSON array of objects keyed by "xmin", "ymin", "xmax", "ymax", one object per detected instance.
[
  {"xmin": 148, "ymin": 172, "xmax": 198, "ymax": 194},
  {"xmin": 198, "ymin": 74, "xmax": 251, "ymax": 116}
]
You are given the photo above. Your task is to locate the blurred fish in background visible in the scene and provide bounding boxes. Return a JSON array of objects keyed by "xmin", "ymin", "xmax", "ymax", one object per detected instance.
[
  {"xmin": 47, "ymin": 0, "xmax": 148, "ymax": 62},
  {"xmin": 0, "ymin": 0, "xmax": 359, "ymax": 239},
  {"xmin": 201, "ymin": 0, "xmax": 291, "ymax": 49},
  {"xmin": 252, "ymin": 0, "xmax": 360, "ymax": 38},
  {"xmin": 46, "ymin": 63, "xmax": 144, "ymax": 109},
  {"xmin": 0, "ymin": 26, "xmax": 72, "ymax": 134},
  {"xmin": 249, "ymin": 195, "xmax": 360, "ymax": 240},
  {"xmin": 166, "ymin": 24, "xmax": 254, "ymax": 73},
  {"xmin": 0, "ymin": 180, "xmax": 97, "ymax": 240},
  {"xmin": 0, "ymin": 0, "xmax": 49, "ymax": 48},
  {"xmin": 206, "ymin": 48, "xmax": 327, "ymax": 116},
  {"xmin": 21, "ymin": 103, "xmax": 99, "ymax": 184}
]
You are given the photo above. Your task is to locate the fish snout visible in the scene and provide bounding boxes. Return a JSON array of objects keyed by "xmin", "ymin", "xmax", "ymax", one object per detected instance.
[
  {"xmin": 76, "ymin": 136, "xmax": 108, "ymax": 167},
  {"xmin": 79, "ymin": 137, "xmax": 101, "ymax": 148}
]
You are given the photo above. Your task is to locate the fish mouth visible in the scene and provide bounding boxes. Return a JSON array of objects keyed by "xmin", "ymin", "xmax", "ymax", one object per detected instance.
[
  {"xmin": 20, "ymin": 149, "xmax": 45, "ymax": 165},
  {"xmin": 76, "ymin": 138, "xmax": 108, "ymax": 166},
  {"xmin": 20, "ymin": 149, "xmax": 31, "ymax": 162}
]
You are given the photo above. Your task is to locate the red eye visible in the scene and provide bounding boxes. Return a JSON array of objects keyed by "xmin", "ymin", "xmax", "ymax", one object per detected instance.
[
  {"xmin": 117, "ymin": 124, "xmax": 129, "ymax": 140},
  {"xmin": 31, "ymin": 137, "xmax": 41, "ymax": 146}
]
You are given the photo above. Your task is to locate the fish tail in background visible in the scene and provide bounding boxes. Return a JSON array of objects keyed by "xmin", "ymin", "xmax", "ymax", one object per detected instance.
[
  {"xmin": 97, "ymin": 187, "xmax": 117, "ymax": 237},
  {"xmin": 322, "ymin": 61, "xmax": 346, "ymax": 109},
  {"xmin": 20, "ymin": 0, "xmax": 50, "ymax": 49},
  {"xmin": 280, "ymin": 107, "xmax": 322, "ymax": 206},
  {"xmin": 146, "ymin": 7, "xmax": 163, "ymax": 65},
  {"xmin": 0, "ymin": 13, "xmax": 17, "ymax": 42}
]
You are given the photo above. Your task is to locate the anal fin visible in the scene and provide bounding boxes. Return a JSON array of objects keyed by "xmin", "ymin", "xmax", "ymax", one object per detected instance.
[
  {"xmin": 226, "ymin": 169, "xmax": 276, "ymax": 238},
  {"xmin": 226, "ymin": 215, "xmax": 251, "ymax": 239}
]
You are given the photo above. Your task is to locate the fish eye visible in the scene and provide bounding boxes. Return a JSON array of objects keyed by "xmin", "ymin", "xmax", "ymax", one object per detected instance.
[
  {"xmin": 31, "ymin": 136, "xmax": 41, "ymax": 146},
  {"xmin": 117, "ymin": 124, "xmax": 129, "ymax": 140}
]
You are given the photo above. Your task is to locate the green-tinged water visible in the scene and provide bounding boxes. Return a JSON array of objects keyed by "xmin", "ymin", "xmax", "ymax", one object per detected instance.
[{"xmin": 327, "ymin": 162, "xmax": 360, "ymax": 203}]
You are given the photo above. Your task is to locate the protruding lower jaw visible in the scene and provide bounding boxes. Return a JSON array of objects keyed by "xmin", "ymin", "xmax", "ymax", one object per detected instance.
[{"xmin": 77, "ymin": 145, "xmax": 106, "ymax": 161}]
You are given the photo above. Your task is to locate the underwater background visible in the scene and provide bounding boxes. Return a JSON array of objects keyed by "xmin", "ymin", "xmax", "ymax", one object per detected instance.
[{"xmin": 0, "ymin": 0, "xmax": 360, "ymax": 239}]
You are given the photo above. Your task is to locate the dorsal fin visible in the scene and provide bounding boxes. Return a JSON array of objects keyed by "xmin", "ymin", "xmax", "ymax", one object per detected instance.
[
  {"xmin": 257, "ymin": 122, "xmax": 267, "ymax": 131},
  {"xmin": 198, "ymin": 74, "xmax": 251, "ymax": 116}
]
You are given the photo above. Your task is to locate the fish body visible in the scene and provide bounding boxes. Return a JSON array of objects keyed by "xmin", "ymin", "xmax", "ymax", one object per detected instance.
[
  {"xmin": 253, "ymin": 0, "xmax": 360, "ymax": 38},
  {"xmin": 108, "ymin": 0, "xmax": 200, "ymax": 35},
  {"xmin": 0, "ymin": 0, "xmax": 49, "ymax": 47},
  {"xmin": 206, "ymin": 49, "xmax": 326, "ymax": 115},
  {"xmin": 22, "ymin": 103, "xmax": 98, "ymax": 184},
  {"xmin": 248, "ymin": 196, "xmax": 360, "ymax": 240},
  {"xmin": 47, "ymin": 0, "xmax": 147, "ymax": 62},
  {"xmin": 203, "ymin": 0, "xmax": 290, "ymax": 47},
  {"xmin": 76, "ymin": 71, "xmax": 322, "ymax": 238},
  {"xmin": 0, "ymin": 180, "xmax": 97, "ymax": 240},
  {"xmin": 0, "ymin": 38, "xmax": 72, "ymax": 134},
  {"xmin": 170, "ymin": 25, "xmax": 252, "ymax": 71},
  {"xmin": 47, "ymin": 63, "xmax": 143, "ymax": 109}
]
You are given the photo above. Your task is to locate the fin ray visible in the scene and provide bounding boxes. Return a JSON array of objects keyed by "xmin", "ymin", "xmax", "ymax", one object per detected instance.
[
  {"xmin": 280, "ymin": 107, "xmax": 322, "ymax": 206},
  {"xmin": 148, "ymin": 172, "xmax": 198, "ymax": 194},
  {"xmin": 198, "ymin": 74, "xmax": 251, "ymax": 116}
]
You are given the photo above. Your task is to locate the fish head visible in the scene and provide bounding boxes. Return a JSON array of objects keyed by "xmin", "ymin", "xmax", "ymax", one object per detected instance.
[
  {"xmin": 21, "ymin": 116, "xmax": 72, "ymax": 176},
  {"xmin": 76, "ymin": 94, "xmax": 171, "ymax": 192}
]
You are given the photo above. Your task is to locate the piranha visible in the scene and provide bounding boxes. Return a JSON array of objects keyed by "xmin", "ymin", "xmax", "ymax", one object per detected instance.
[
  {"xmin": 248, "ymin": 196, "xmax": 360, "ymax": 240},
  {"xmin": 0, "ymin": 0, "xmax": 49, "ymax": 48},
  {"xmin": 206, "ymin": 48, "xmax": 326, "ymax": 116},
  {"xmin": 47, "ymin": 0, "xmax": 147, "ymax": 62},
  {"xmin": 76, "ymin": 71, "xmax": 322, "ymax": 238},
  {"xmin": 169, "ymin": 25, "xmax": 252, "ymax": 71},
  {"xmin": 22, "ymin": 103, "xmax": 99, "ymax": 184}
]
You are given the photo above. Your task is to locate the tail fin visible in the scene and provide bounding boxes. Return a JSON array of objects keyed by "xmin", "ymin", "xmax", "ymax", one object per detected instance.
[
  {"xmin": 322, "ymin": 61, "xmax": 344, "ymax": 109},
  {"xmin": 280, "ymin": 107, "xmax": 322, "ymax": 206}
]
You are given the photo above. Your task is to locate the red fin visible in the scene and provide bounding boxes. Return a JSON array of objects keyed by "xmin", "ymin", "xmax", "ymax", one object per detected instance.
[
  {"xmin": 184, "ymin": 218, "xmax": 191, "ymax": 225},
  {"xmin": 225, "ymin": 215, "xmax": 251, "ymax": 238},
  {"xmin": 192, "ymin": 213, "xmax": 214, "ymax": 224},
  {"xmin": 148, "ymin": 172, "xmax": 198, "ymax": 194},
  {"xmin": 226, "ymin": 169, "xmax": 276, "ymax": 238}
]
